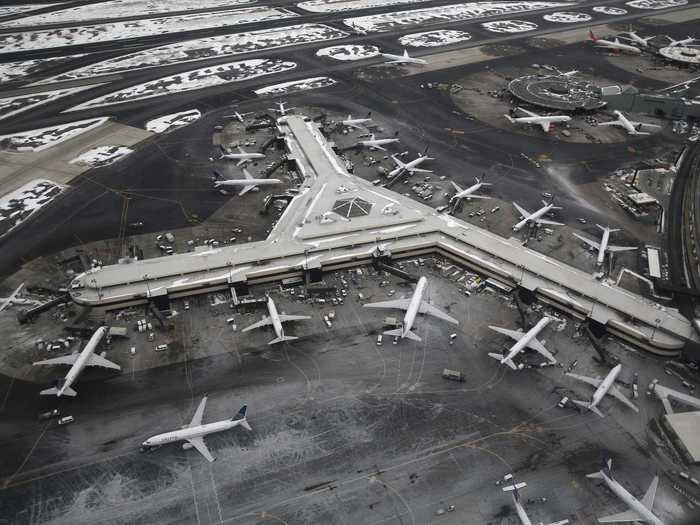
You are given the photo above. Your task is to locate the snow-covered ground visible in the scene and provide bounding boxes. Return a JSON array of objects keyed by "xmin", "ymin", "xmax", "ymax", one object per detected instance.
[
  {"xmin": 399, "ymin": 30, "xmax": 472, "ymax": 47},
  {"xmin": 35, "ymin": 24, "xmax": 345, "ymax": 84},
  {"xmin": 0, "ymin": 5, "xmax": 50, "ymax": 17},
  {"xmin": 592, "ymin": 6, "xmax": 628, "ymax": 14},
  {"xmin": 254, "ymin": 77, "xmax": 337, "ymax": 96},
  {"xmin": 0, "ymin": 85, "xmax": 101, "ymax": 121},
  {"xmin": 0, "ymin": 117, "xmax": 109, "ymax": 152},
  {"xmin": 146, "ymin": 110, "xmax": 201, "ymax": 133},
  {"xmin": 0, "ymin": 179, "xmax": 62, "ymax": 237},
  {"xmin": 0, "ymin": 6, "xmax": 297, "ymax": 53},
  {"xmin": 69, "ymin": 145, "xmax": 133, "ymax": 167},
  {"xmin": 482, "ymin": 19, "xmax": 538, "ymax": 32},
  {"xmin": 543, "ymin": 11, "xmax": 592, "ymax": 22},
  {"xmin": 297, "ymin": 0, "xmax": 432, "ymax": 13},
  {"xmin": 0, "ymin": 0, "xmax": 255, "ymax": 27},
  {"xmin": 626, "ymin": 0, "xmax": 687, "ymax": 8},
  {"xmin": 343, "ymin": 2, "xmax": 574, "ymax": 32},
  {"xmin": 69, "ymin": 59, "xmax": 297, "ymax": 111},
  {"xmin": 0, "ymin": 55, "xmax": 85, "ymax": 84},
  {"xmin": 316, "ymin": 44, "xmax": 380, "ymax": 61}
]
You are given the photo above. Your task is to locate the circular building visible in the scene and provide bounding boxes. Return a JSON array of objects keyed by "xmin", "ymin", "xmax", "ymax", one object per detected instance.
[
  {"xmin": 659, "ymin": 46, "xmax": 700, "ymax": 65},
  {"xmin": 508, "ymin": 74, "xmax": 606, "ymax": 111}
]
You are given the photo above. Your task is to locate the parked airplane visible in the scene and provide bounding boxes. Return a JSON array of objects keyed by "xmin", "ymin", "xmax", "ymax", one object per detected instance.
[
  {"xmin": 512, "ymin": 199, "xmax": 563, "ymax": 232},
  {"xmin": 663, "ymin": 35, "xmax": 696, "ymax": 46},
  {"xmin": 488, "ymin": 316, "xmax": 556, "ymax": 369},
  {"xmin": 269, "ymin": 101, "xmax": 294, "ymax": 116},
  {"xmin": 0, "ymin": 283, "xmax": 40, "ymax": 312},
  {"xmin": 598, "ymin": 110, "xmax": 661, "ymax": 135},
  {"xmin": 621, "ymin": 31, "xmax": 656, "ymax": 46},
  {"xmin": 223, "ymin": 111, "xmax": 253, "ymax": 122},
  {"xmin": 213, "ymin": 169, "xmax": 281, "ymax": 196},
  {"xmin": 34, "ymin": 326, "xmax": 119, "ymax": 397},
  {"xmin": 356, "ymin": 133, "xmax": 400, "ymax": 151},
  {"xmin": 342, "ymin": 113, "xmax": 372, "ymax": 129},
  {"xmin": 389, "ymin": 152, "xmax": 433, "ymax": 177},
  {"xmin": 363, "ymin": 276, "xmax": 458, "ymax": 341},
  {"xmin": 587, "ymin": 459, "xmax": 665, "ymax": 525},
  {"xmin": 242, "ymin": 295, "xmax": 310, "ymax": 344},
  {"xmin": 573, "ymin": 225, "xmax": 636, "ymax": 266},
  {"xmin": 141, "ymin": 396, "xmax": 251, "ymax": 462},
  {"xmin": 381, "ymin": 49, "xmax": 428, "ymax": 65},
  {"xmin": 450, "ymin": 176, "xmax": 491, "ymax": 202},
  {"xmin": 502, "ymin": 476, "xmax": 569, "ymax": 525},
  {"xmin": 504, "ymin": 107, "xmax": 571, "ymax": 132},
  {"xmin": 566, "ymin": 364, "xmax": 639, "ymax": 416},
  {"xmin": 589, "ymin": 30, "xmax": 642, "ymax": 54},
  {"xmin": 219, "ymin": 145, "xmax": 266, "ymax": 166}
]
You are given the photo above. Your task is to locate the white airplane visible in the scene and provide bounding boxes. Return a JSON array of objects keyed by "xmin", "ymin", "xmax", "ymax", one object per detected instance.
[
  {"xmin": 502, "ymin": 476, "xmax": 569, "ymax": 525},
  {"xmin": 450, "ymin": 176, "xmax": 491, "ymax": 202},
  {"xmin": 363, "ymin": 276, "xmax": 458, "ymax": 342},
  {"xmin": 0, "ymin": 283, "xmax": 40, "ymax": 312},
  {"xmin": 223, "ymin": 111, "xmax": 252, "ymax": 123},
  {"xmin": 381, "ymin": 49, "xmax": 428, "ymax": 65},
  {"xmin": 34, "ymin": 326, "xmax": 119, "ymax": 397},
  {"xmin": 141, "ymin": 396, "xmax": 251, "ymax": 462},
  {"xmin": 663, "ymin": 35, "xmax": 696, "ymax": 47},
  {"xmin": 219, "ymin": 145, "xmax": 266, "ymax": 166},
  {"xmin": 573, "ymin": 225, "xmax": 637, "ymax": 266},
  {"xmin": 621, "ymin": 31, "xmax": 656, "ymax": 47},
  {"xmin": 587, "ymin": 459, "xmax": 665, "ymax": 525},
  {"xmin": 213, "ymin": 169, "xmax": 281, "ymax": 196},
  {"xmin": 512, "ymin": 199, "xmax": 563, "ymax": 232},
  {"xmin": 488, "ymin": 316, "xmax": 556, "ymax": 370},
  {"xmin": 504, "ymin": 108, "xmax": 571, "ymax": 133},
  {"xmin": 241, "ymin": 295, "xmax": 310, "ymax": 345},
  {"xmin": 389, "ymin": 152, "xmax": 433, "ymax": 178},
  {"xmin": 342, "ymin": 113, "xmax": 372, "ymax": 129},
  {"xmin": 566, "ymin": 364, "xmax": 639, "ymax": 416},
  {"xmin": 356, "ymin": 133, "xmax": 400, "ymax": 151},
  {"xmin": 589, "ymin": 30, "xmax": 642, "ymax": 54},
  {"xmin": 269, "ymin": 101, "xmax": 294, "ymax": 116},
  {"xmin": 598, "ymin": 110, "xmax": 661, "ymax": 135}
]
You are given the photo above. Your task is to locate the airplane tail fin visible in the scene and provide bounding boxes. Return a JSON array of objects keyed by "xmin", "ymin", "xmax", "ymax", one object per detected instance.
[
  {"xmin": 589, "ymin": 29, "xmax": 598, "ymax": 42},
  {"xmin": 504, "ymin": 114, "xmax": 515, "ymax": 123},
  {"xmin": 571, "ymin": 399, "xmax": 604, "ymax": 417},
  {"xmin": 403, "ymin": 49, "xmax": 409, "ymax": 57},
  {"xmin": 384, "ymin": 328, "xmax": 421, "ymax": 342},
  {"xmin": 41, "ymin": 384, "xmax": 77, "ymax": 397},
  {"xmin": 488, "ymin": 353, "xmax": 518, "ymax": 370},
  {"xmin": 233, "ymin": 405, "xmax": 252, "ymax": 431},
  {"xmin": 502, "ymin": 481, "xmax": 527, "ymax": 492},
  {"xmin": 587, "ymin": 458, "xmax": 612, "ymax": 479},
  {"xmin": 268, "ymin": 335, "xmax": 298, "ymax": 345}
]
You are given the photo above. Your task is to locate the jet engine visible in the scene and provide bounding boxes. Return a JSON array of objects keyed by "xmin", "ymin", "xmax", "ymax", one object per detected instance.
[{"xmin": 182, "ymin": 443, "xmax": 193, "ymax": 450}]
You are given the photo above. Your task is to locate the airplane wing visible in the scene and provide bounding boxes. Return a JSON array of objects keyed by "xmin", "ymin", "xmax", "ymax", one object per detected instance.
[
  {"xmin": 640, "ymin": 475, "xmax": 659, "ymax": 509},
  {"xmin": 241, "ymin": 316, "xmax": 273, "ymax": 332},
  {"xmin": 520, "ymin": 108, "xmax": 539, "ymax": 118},
  {"xmin": 363, "ymin": 298, "xmax": 412, "ymax": 311},
  {"xmin": 236, "ymin": 158, "xmax": 249, "ymax": 167},
  {"xmin": 607, "ymin": 244, "xmax": 637, "ymax": 252},
  {"xmin": 372, "ymin": 144, "xmax": 386, "ymax": 151},
  {"xmin": 87, "ymin": 354, "xmax": 121, "ymax": 370},
  {"xmin": 418, "ymin": 301, "xmax": 458, "ymax": 324},
  {"xmin": 391, "ymin": 155, "xmax": 405, "ymax": 169},
  {"xmin": 597, "ymin": 509, "xmax": 643, "ymax": 523},
  {"xmin": 33, "ymin": 354, "xmax": 80, "ymax": 367},
  {"xmin": 573, "ymin": 233, "xmax": 601, "ymax": 250},
  {"xmin": 278, "ymin": 314, "xmax": 311, "ymax": 323},
  {"xmin": 408, "ymin": 167, "xmax": 432, "ymax": 174},
  {"xmin": 346, "ymin": 122, "xmax": 363, "ymax": 130},
  {"xmin": 0, "ymin": 283, "xmax": 24, "ymax": 312},
  {"xmin": 241, "ymin": 168, "xmax": 253, "ymax": 180},
  {"xmin": 525, "ymin": 337, "xmax": 555, "ymax": 362},
  {"xmin": 238, "ymin": 183, "xmax": 254, "ymax": 196},
  {"xmin": 609, "ymin": 385, "xmax": 640, "ymax": 412},
  {"xmin": 189, "ymin": 396, "xmax": 208, "ymax": 427},
  {"xmin": 565, "ymin": 372, "xmax": 602, "ymax": 389},
  {"xmin": 597, "ymin": 119, "xmax": 622, "ymax": 127},
  {"xmin": 535, "ymin": 218, "xmax": 564, "ymax": 226},
  {"xmin": 539, "ymin": 121, "xmax": 552, "ymax": 133},
  {"xmin": 513, "ymin": 202, "xmax": 530, "ymax": 218},
  {"xmin": 489, "ymin": 325, "xmax": 525, "ymax": 341},
  {"xmin": 451, "ymin": 181, "xmax": 463, "ymax": 192},
  {"xmin": 187, "ymin": 437, "xmax": 215, "ymax": 462}
]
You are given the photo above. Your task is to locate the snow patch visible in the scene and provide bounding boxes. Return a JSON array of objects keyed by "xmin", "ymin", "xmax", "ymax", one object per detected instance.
[
  {"xmin": 0, "ymin": 7, "xmax": 298, "ymax": 53},
  {"xmin": 482, "ymin": 19, "xmax": 538, "ymax": 32},
  {"xmin": 0, "ymin": 55, "xmax": 86, "ymax": 84},
  {"xmin": 592, "ymin": 6, "xmax": 628, "ymax": 14},
  {"xmin": 399, "ymin": 30, "xmax": 472, "ymax": 47},
  {"xmin": 0, "ymin": 85, "xmax": 102, "ymax": 121},
  {"xmin": 254, "ymin": 77, "xmax": 336, "ymax": 96},
  {"xmin": 543, "ymin": 11, "xmax": 593, "ymax": 22},
  {"xmin": 0, "ymin": 5, "xmax": 50, "ymax": 17},
  {"xmin": 0, "ymin": 117, "xmax": 109, "ymax": 152},
  {"xmin": 298, "ymin": 0, "xmax": 432, "ymax": 13},
  {"xmin": 69, "ymin": 146, "xmax": 134, "ymax": 167},
  {"xmin": 626, "ymin": 0, "xmax": 687, "ymax": 8},
  {"xmin": 68, "ymin": 59, "xmax": 297, "ymax": 111},
  {"xmin": 146, "ymin": 110, "xmax": 201, "ymax": 134},
  {"xmin": 316, "ymin": 44, "xmax": 380, "ymax": 61},
  {"xmin": 0, "ymin": 180, "xmax": 62, "ymax": 237}
]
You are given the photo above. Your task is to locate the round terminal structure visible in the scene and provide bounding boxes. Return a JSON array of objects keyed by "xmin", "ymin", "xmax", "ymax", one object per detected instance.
[
  {"xmin": 658, "ymin": 46, "xmax": 700, "ymax": 65},
  {"xmin": 508, "ymin": 74, "xmax": 606, "ymax": 111}
]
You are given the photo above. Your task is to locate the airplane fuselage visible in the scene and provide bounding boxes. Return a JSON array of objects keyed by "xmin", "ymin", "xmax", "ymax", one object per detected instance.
[
  {"xmin": 597, "ymin": 228, "xmax": 611, "ymax": 265},
  {"xmin": 596, "ymin": 38, "xmax": 642, "ymax": 54},
  {"xmin": 401, "ymin": 277, "xmax": 427, "ymax": 337},
  {"xmin": 60, "ymin": 326, "xmax": 107, "ymax": 396},
  {"xmin": 598, "ymin": 472, "xmax": 665, "ymax": 525},
  {"xmin": 221, "ymin": 153, "xmax": 265, "ymax": 161},
  {"xmin": 215, "ymin": 179, "xmax": 279, "ymax": 188},
  {"xmin": 513, "ymin": 204, "xmax": 555, "ymax": 231},
  {"xmin": 344, "ymin": 118, "xmax": 371, "ymax": 127},
  {"xmin": 381, "ymin": 53, "xmax": 427, "ymax": 65},
  {"xmin": 511, "ymin": 116, "xmax": 570, "ymax": 126},
  {"xmin": 454, "ymin": 182, "xmax": 485, "ymax": 200},
  {"xmin": 360, "ymin": 138, "xmax": 399, "ymax": 148},
  {"xmin": 390, "ymin": 156, "xmax": 428, "ymax": 177},
  {"xmin": 513, "ymin": 497, "xmax": 533, "ymax": 525},
  {"xmin": 501, "ymin": 317, "xmax": 550, "ymax": 364},
  {"xmin": 143, "ymin": 419, "xmax": 241, "ymax": 448},
  {"xmin": 267, "ymin": 296, "xmax": 284, "ymax": 339},
  {"xmin": 590, "ymin": 364, "xmax": 621, "ymax": 411}
]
